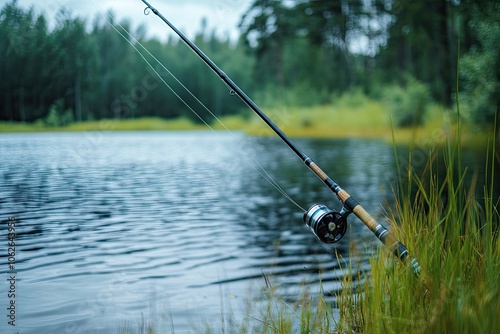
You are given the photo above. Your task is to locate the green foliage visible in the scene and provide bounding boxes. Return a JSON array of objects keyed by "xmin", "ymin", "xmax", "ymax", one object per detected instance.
[
  {"xmin": 375, "ymin": 0, "xmax": 456, "ymax": 104},
  {"xmin": 240, "ymin": 1, "xmax": 363, "ymax": 95},
  {"xmin": 333, "ymin": 87, "xmax": 371, "ymax": 109},
  {"xmin": 460, "ymin": 2, "xmax": 500, "ymax": 131},
  {"xmin": 241, "ymin": 0, "xmax": 499, "ymax": 112},
  {"xmin": 383, "ymin": 78, "xmax": 431, "ymax": 127},
  {"xmin": 41, "ymin": 99, "xmax": 74, "ymax": 127},
  {"xmin": 0, "ymin": 1, "xmax": 252, "ymax": 123}
]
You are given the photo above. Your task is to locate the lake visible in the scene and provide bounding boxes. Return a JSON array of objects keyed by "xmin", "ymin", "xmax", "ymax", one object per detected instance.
[{"xmin": 0, "ymin": 131, "xmax": 493, "ymax": 333}]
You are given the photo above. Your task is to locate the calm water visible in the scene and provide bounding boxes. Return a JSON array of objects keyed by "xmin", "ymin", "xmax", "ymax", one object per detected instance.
[{"xmin": 0, "ymin": 131, "xmax": 490, "ymax": 333}]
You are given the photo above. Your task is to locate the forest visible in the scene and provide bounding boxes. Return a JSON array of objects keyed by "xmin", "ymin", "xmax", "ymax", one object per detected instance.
[{"xmin": 0, "ymin": 0, "xmax": 498, "ymax": 131}]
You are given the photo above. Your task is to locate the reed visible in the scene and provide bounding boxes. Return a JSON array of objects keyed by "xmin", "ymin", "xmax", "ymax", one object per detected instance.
[
  {"xmin": 335, "ymin": 125, "xmax": 500, "ymax": 333},
  {"xmin": 243, "ymin": 281, "xmax": 336, "ymax": 334}
]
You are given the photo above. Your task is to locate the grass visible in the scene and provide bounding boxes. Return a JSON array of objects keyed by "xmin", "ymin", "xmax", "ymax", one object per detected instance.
[
  {"xmin": 334, "ymin": 126, "xmax": 500, "ymax": 333},
  {"xmin": 245, "ymin": 101, "xmax": 444, "ymax": 139},
  {"xmin": 244, "ymin": 286, "xmax": 336, "ymax": 334},
  {"xmin": 65, "ymin": 117, "xmax": 207, "ymax": 131},
  {"xmin": 2, "ymin": 95, "xmax": 491, "ymax": 146},
  {"xmin": 0, "ymin": 117, "xmax": 207, "ymax": 133},
  {"xmin": 0, "ymin": 120, "xmax": 48, "ymax": 132}
]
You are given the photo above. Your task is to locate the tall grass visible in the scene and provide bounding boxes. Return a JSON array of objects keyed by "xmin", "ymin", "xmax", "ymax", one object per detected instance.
[
  {"xmin": 336, "ymin": 126, "xmax": 500, "ymax": 333},
  {"xmin": 238, "ymin": 284, "xmax": 336, "ymax": 334}
]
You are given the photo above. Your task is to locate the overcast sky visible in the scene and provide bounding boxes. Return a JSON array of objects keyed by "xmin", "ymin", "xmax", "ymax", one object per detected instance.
[{"xmin": 15, "ymin": 0, "xmax": 253, "ymax": 42}]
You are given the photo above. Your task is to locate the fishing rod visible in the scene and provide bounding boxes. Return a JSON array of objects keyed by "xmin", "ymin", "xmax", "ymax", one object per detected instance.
[{"xmin": 140, "ymin": 0, "xmax": 421, "ymax": 275}]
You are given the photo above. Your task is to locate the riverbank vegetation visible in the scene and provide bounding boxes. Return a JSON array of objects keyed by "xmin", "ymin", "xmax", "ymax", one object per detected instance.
[
  {"xmin": 333, "ymin": 130, "xmax": 500, "ymax": 333},
  {"xmin": 0, "ymin": 92, "xmax": 492, "ymax": 147}
]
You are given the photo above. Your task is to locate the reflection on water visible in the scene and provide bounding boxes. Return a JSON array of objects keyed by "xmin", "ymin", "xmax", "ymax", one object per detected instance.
[{"xmin": 0, "ymin": 131, "xmax": 489, "ymax": 333}]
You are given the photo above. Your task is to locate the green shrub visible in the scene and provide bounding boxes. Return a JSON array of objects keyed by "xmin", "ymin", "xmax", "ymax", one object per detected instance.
[
  {"xmin": 384, "ymin": 79, "xmax": 431, "ymax": 127},
  {"xmin": 40, "ymin": 99, "xmax": 74, "ymax": 127}
]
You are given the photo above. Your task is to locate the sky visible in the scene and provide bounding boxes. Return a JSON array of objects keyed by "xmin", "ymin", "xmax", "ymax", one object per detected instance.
[{"xmin": 15, "ymin": 0, "xmax": 253, "ymax": 42}]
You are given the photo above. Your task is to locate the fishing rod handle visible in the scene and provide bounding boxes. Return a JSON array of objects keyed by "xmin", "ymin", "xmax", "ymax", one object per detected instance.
[
  {"xmin": 306, "ymin": 158, "xmax": 421, "ymax": 275},
  {"xmin": 345, "ymin": 194, "xmax": 421, "ymax": 274}
]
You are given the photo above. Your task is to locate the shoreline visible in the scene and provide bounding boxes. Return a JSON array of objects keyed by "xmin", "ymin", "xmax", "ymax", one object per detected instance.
[{"xmin": 0, "ymin": 112, "xmax": 494, "ymax": 147}]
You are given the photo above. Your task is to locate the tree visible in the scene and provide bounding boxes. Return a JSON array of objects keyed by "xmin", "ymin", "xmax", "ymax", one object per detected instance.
[
  {"xmin": 239, "ymin": 0, "xmax": 295, "ymax": 86},
  {"xmin": 460, "ymin": 1, "xmax": 500, "ymax": 131},
  {"xmin": 374, "ymin": 0, "xmax": 456, "ymax": 104},
  {"xmin": 49, "ymin": 9, "xmax": 96, "ymax": 122},
  {"xmin": 0, "ymin": 0, "xmax": 36, "ymax": 121}
]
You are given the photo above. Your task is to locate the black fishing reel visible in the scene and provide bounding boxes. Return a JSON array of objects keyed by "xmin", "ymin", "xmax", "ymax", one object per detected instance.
[{"xmin": 304, "ymin": 204, "xmax": 349, "ymax": 243}]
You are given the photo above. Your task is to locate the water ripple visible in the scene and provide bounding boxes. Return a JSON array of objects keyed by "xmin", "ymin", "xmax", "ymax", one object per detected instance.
[{"xmin": 0, "ymin": 132, "xmax": 395, "ymax": 333}]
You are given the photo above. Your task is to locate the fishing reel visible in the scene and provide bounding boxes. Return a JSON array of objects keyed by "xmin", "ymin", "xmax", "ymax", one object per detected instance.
[{"xmin": 304, "ymin": 204, "xmax": 350, "ymax": 243}]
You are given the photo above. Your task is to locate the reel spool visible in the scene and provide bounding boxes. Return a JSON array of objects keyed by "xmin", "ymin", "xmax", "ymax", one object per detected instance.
[{"xmin": 304, "ymin": 204, "xmax": 348, "ymax": 243}]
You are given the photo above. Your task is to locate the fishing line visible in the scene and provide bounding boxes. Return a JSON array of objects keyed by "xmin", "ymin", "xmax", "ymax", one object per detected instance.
[
  {"xmin": 136, "ymin": 0, "xmax": 425, "ymax": 278},
  {"xmin": 88, "ymin": 0, "xmax": 306, "ymax": 212}
]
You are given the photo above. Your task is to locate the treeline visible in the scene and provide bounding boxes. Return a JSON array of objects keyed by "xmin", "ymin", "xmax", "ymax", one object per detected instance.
[
  {"xmin": 0, "ymin": 0, "xmax": 498, "ymax": 130},
  {"xmin": 0, "ymin": 1, "xmax": 254, "ymax": 124}
]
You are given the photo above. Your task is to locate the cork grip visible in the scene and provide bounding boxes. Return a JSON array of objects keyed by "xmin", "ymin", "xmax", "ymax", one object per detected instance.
[
  {"xmin": 337, "ymin": 189, "xmax": 350, "ymax": 202},
  {"xmin": 336, "ymin": 190, "xmax": 379, "ymax": 234},
  {"xmin": 352, "ymin": 204, "xmax": 380, "ymax": 232},
  {"xmin": 308, "ymin": 162, "xmax": 328, "ymax": 181},
  {"xmin": 353, "ymin": 205, "xmax": 399, "ymax": 251}
]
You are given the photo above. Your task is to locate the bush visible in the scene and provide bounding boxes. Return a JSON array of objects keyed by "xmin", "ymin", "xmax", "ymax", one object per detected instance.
[
  {"xmin": 40, "ymin": 99, "xmax": 74, "ymax": 127},
  {"xmin": 460, "ymin": 3, "xmax": 500, "ymax": 131},
  {"xmin": 333, "ymin": 87, "xmax": 370, "ymax": 109},
  {"xmin": 383, "ymin": 79, "xmax": 431, "ymax": 127},
  {"xmin": 254, "ymin": 83, "xmax": 331, "ymax": 109}
]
